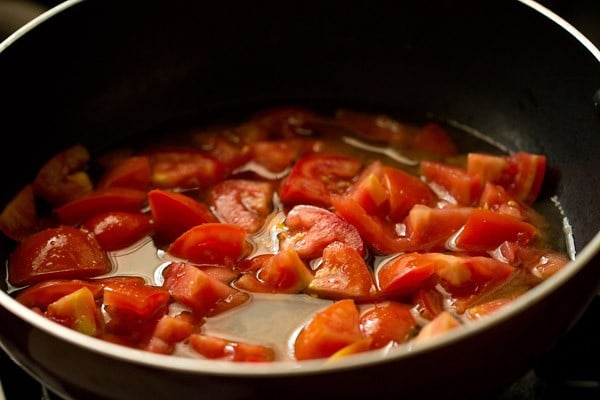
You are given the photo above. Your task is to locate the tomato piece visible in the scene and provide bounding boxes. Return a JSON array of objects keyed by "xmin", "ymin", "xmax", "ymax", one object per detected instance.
[
  {"xmin": 497, "ymin": 242, "xmax": 569, "ymax": 282},
  {"xmin": 251, "ymin": 106, "xmax": 321, "ymax": 138},
  {"xmin": 348, "ymin": 161, "xmax": 436, "ymax": 222},
  {"xmin": 15, "ymin": 279, "xmax": 103, "ymax": 309},
  {"xmin": 412, "ymin": 288, "xmax": 445, "ymax": 320},
  {"xmin": 162, "ymin": 262, "xmax": 249, "ymax": 317},
  {"xmin": 377, "ymin": 253, "xmax": 436, "ymax": 297},
  {"xmin": 282, "ymin": 204, "xmax": 364, "ymax": 259},
  {"xmin": 103, "ymin": 278, "xmax": 171, "ymax": 318},
  {"xmin": 210, "ymin": 179, "xmax": 274, "ymax": 233},
  {"xmin": 465, "ymin": 298, "xmax": 514, "ymax": 320},
  {"xmin": 403, "ymin": 205, "xmax": 473, "ymax": 251},
  {"xmin": 279, "ymin": 153, "xmax": 362, "ymax": 208},
  {"xmin": 32, "ymin": 144, "xmax": 93, "ymax": 206},
  {"xmin": 326, "ymin": 338, "xmax": 373, "ymax": 361},
  {"xmin": 454, "ymin": 208, "xmax": 537, "ymax": 252},
  {"xmin": 204, "ymin": 136, "xmax": 252, "ymax": 173},
  {"xmin": 8, "ymin": 226, "xmax": 112, "ymax": 287},
  {"xmin": 249, "ymin": 139, "xmax": 312, "ymax": 173},
  {"xmin": 0, "ymin": 184, "xmax": 38, "ymax": 240},
  {"xmin": 143, "ymin": 314, "xmax": 196, "ymax": 354},
  {"xmin": 148, "ymin": 189, "xmax": 217, "ymax": 242},
  {"xmin": 55, "ymin": 187, "xmax": 147, "ymax": 225},
  {"xmin": 307, "ymin": 242, "xmax": 377, "ymax": 301},
  {"xmin": 420, "ymin": 160, "xmax": 481, "ymax": 206},
  {"xmin": 293, "ymin": 299, "xmax": 364, "ymax": 361},
  {"xmin": 359, "ymin": 301, "xmax": 417, "ymax": 349},
  {"xmin": 234, "ymin": 249, "xmax": 313, "ymax": 294},
  {"xmin": 467, "ymin": 152, "xmax": 546, "ymax": 205},
  {"xmin": 188, "ymin": 334, "xmax": 275, "ymax": 362},
  {"xmin": 97, "ymin": 155, "xmax": 152, "ymax": 190},
  {"xmin": 82, "ymin": 211, "xmax": 152, "ymax": 251},
  {"xmin": 334, "ymin": 108, "xmax": 413, "ymax": 144},
  {"xmin": 411, "ymin": 123, "xmax": 458, "ymax": 157},
  {"xmin": 414, "ymin": 311, "xmax": 461, "ymax": 343},
  {"xmin": 46, "ymin": 287, "xmax": 104, "ymax": 336},
  {"xmin": 331, "ymin": 194, "xmax": 406, "ymax": 255},
  {"xmin": 149, "ymin": 148, "xmax": 225, "ymax": 189},
  {"xmin": 168, "ymin": 223, "xmax": 249, "ymax": 266}
]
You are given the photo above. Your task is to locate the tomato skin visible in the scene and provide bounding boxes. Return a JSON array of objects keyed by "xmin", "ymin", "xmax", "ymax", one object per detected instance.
[
  {"xmin": 283, "ymin": 204, "xmax": 364, "ymax": 259},
  {"xmin": 168, "ymin": 223, "xmax": 249, "ymax": 266},
  {"xmin": 234, "ymin": 249, "xmax": 314, "ymax": 294},
  {"xmin": 414, "ymin": 311, "xmax": 462, "ymax": 343},
  {"xmin": 454, "ymin": 208, "xmax": 537, "ymax": 253},
  {"xmin": 210, "ymin": 179, "xmax": 274, "ymax": 233},
  {"xmin": 307, "ymin": 242, "xmax": 377, "ymax": 301},
  {"xmin": 293, "ymin": 298, "xmax": 364, "ymax": 361},
  {"xmin": 420, "ymin": 160, "xmax": 481, "ymax": 206},
  {"xmin": 103, "ymin": 278, "xmax": 171, "ymax": 318},
  {"xmin": 148, "ymin": 189, "xmax": 217, "ymax": 242},
  {"xmin": 279, "ymin": 153, "xmax": 362, "ymax": 208},
  {"xmin": 15, "ymin": 279, "xmax": 103, "ymax": 309},
  {"xmin": 55, "ymin": 187, "xmax": 147, "ymax": 225},
  {"xmin": 359, "ymin": 301, "xmax": 416, "ymax": 349},
  {"xmin": 8, "ymin": 226, "xmax": 112, "ymax": 287},
  {"xmin": 97, "ymin": 155, "xmax": 152, "ymax": 190},
  {"xmin": 82, "ymin": 211, "xmax": 153, "ymax": 251},
  {"xmin": 377, "ymin": 253, "xmax": 436, "ymax": 297},
  {"xmin": 32, "ymin": 144, "xmax": 93, "ymax": 207},
  {"xmin": 162, "ymin": 262, "xmax": 249, "ymax": 317}
]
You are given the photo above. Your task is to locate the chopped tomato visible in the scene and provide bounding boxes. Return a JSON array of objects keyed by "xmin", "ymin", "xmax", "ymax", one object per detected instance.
[
  {"xmin": 103, "ymin": 278, "xmax": 171, "ymax": 318},
  {"xmin": 411, "ymin": 123, "xmax": 458, "ymax": 157},
  {"xmin": 0, "ymin": 184, "xmax": 38, "ymax": 240},
  {"xmin": 377, "ymin": 253, "xmax": 436, "ymax": 297},
  {"xmin": 307, "ymin": 242, "xmax": 377, "ymax": 301},
  {"xmin": 326, "ymin": 338, "xmax": 373, "ymax": 361},
  {"xmin": 162, "ymin": 262, "xmax": 249, "ymax": 317},
  {"xmin": 402, "ymin": 204, "xmax": 473, "ymax": 251},
  {"xmin": 412, "ymin": 288, "xmax": 445, "ymax": 320},
  {"xmin": 8, "ymin": 226, "xmax": 112, "ymax": 287},
  {"xmin": 55, "ymin": 187, "xmax": 147, "ymax": 225},
  {"xmin": 293, "ymin": 299, "xmax": 364, "ymax": 361},
  {"xmin": 148, "ymin": 189, "xmax": 217, "ymax": 242},
  {"xmin": 359, "ymin": 301, "xmax": 417, "ymax": 349},
  {"xmin": 279, "ymin": 153, "xmax": 362, "ymax": 208},
  {"xmin": 32, "ymin": 144, "xmax": 93, "ymax": 206},
  {"xmin": 282, "ymin": 204, "xmax": 364, "ymax": 259},
  {"xmin": 210, "ymin": 179, "xmax": 274, "ymax": 233},
  {"xmin": 234, "ymin": 249, "xmax": 313, "ymax": 294},
  {"xmin": 467, "ymin": 152, "xmax": 546, "ymax": 205},
  {"xmin": 249, "ymin": 139, "xmax": 311, "ymax": 173},
  {"xmin": 143, "ymin": 314, "xmax": 196, "ymax": 354},
  {"xmin": 414, "ymin": 311, "xmax": 462, "ymax": 343},
  {"xmin": 454, "ymin": 208, "xmax": 537, "ymax": 252},
  {"xmin": 188, "ymin": 334, "xmax": 275, "ymax": 362},
  {"xmin": 497, "ymin": 242, "xmax": 569, "ymax": 281},
  {"xmin": 251, "ymin": 106, "xmax": 321, "ymax": 138},
  {"xmin": 420, "ymin": 160, "xmax": 481, "ymax": 206},
  {"xmin": 331, "ymin": 194, "xmax": 406, "ymax": 255},
  {"xmin": 46, "ymin": 286, "xmax": 104, "ymax": 336},
  {"xmin": 15, "ymin": 279, "xmax": 103, "ymax": 309},
  {"xmin": 149, "ymin": 148, "xmax": 225, "ymax": 189},
  {"xmin": 203, "ymin": 136, "xmax": 252, "ymax": 173},
  {"xmin": 168, "ymin": 223, "xmax": 249, "ymax": 266},
  {"xmin": 97, "ymin": 155, "xmax": 152, "ymax": 190},
  {"xmin": 82, "ymin": 211, "xmax": 153, "ymax": 251},
  {"xmin": 334, "ymin": 108, "xmax": 413, "ymax": 144}
]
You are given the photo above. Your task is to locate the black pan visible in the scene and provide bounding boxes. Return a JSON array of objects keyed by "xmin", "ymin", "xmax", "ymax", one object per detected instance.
[{"xmin": 0, "ymin": 1, "xmax": 599, "ymax": 399}]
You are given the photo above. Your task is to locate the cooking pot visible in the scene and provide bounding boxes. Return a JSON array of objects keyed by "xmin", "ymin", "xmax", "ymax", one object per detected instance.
[{"xmin": 0, "ymin": 0, "xmax": 599, "ymax": 399}]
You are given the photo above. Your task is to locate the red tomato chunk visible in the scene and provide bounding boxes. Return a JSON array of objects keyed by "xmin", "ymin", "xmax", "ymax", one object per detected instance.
[{"xmin": 1, "ymin": 106, "xmax": 569, "ymax": 362}]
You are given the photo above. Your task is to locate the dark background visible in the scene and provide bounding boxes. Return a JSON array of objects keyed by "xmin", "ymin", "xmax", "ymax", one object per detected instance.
[{"xmin": 1, "ymin": 1, "xmax": 599, "ymax": 399}]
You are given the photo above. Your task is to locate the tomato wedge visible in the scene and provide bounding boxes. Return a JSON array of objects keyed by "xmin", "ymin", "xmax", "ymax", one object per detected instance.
[
  {"xmin": 307, "ymin": 242, "xmax": 377, "ymax": 301},
  {"xmin": 55, "ymin": 187, "xmax": 147, "ymax": 225},
  {"xmin": 97, "ymin": 155, "xmax": 152, "ymax": 190},
  {"xmin": 103, "ymin": 278, "xmax": 171, "ymax": 318},
  {"xmin": 46, "ymin": 286, "xmax": 104, "ymax": 336},
  {"xmin": 210, "ymin": 179, "xmax": 274, "ymax": 233},
  {"xmin": 359, "ymin": 301, "xmax": 417, "ymax": 349},
  {"xmin": 283, "ymin": 204, "xmax": 364, "ymax": 259},
  {"xmin": 377, "ymin": 253, "xmax": 437, "ymax": 297},
  {"xmin": 279, "ymin": 153, "xmax": 362, "ymax": 208},
  {"xmin": 293, "ymin": 299, "xmax": 364, "ymax": 361},
  {"xmin": 8, "ymin": 225, "xmax": 112, "ymax": 287},
  {"xmin": 15, "ymin": 279, "xmax": 104, "ymax": 309},
  {"xmin": 454, "ymin": 208, "xmax": 537, "ymax": 252},
  {"xmin": 420, "ymin": 160, "xmax": 481, "ymax": 206},
  {"xmin": 82, "ymin": 211, "xmax": 153, "ymax": 251},
  {"xmin": 168, "ymin": 223, "xmax": 249, "ymax": 266},
  {"xmin": 148, "ymin": 189, "xmax": 217, "ymax": 242},
  {"xmin": 149, "ymin": 148, "xmax": 225, "ymax": 189},
  {"xmin": 188, "ymin": 334, "xmax": 275, "ymax": 362}
]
